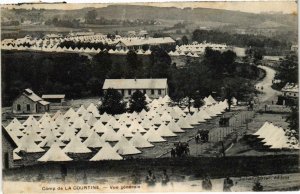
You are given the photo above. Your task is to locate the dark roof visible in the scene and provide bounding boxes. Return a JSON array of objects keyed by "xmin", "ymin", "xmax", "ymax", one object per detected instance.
[{"xmin": 2, "ymin": 126, "xmax": 18, "ymax": 148}]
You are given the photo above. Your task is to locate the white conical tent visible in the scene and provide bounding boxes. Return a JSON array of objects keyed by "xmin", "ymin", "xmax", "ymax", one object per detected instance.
[
  {"xmin": 64, "ymin": 108, "xmax": 76, "ymax": 118},
  {"xmin": 55, "ymin": 114, "xmax": 67, "ymax": 126},
  {"xmin": 39, "ymin": 112, "xmax": 52, "ymax": 123},
  {"xmin": 161, "ymin": 112, "xmax": 172, "ymax": 122},
  {"xmin": 38, "ymin": 143, "xmax": 72, "ymax": 162},
  {"xmin": 57, "ymin": 121, "xmax": 70, "ymax": 134},
  {"xmin": 143, "ymin": 127, "xmax": 166, "ymax": 143},
  {"xmin": 86, "ymin": 114, "xmax": 98, "ymax": 127},
  {"xmin": 5, "ymin": 127, "xmax": 23, "ymax": 145},
  {"xmin": 152, "ymin": 115, "xmax": 164, "ymax": 126},
  {"xmin": 72, "ymin": 117, "xmax": 85, "ymax": 129},
  {"xmin": 91, "ymin": 120, "xmax": 107, "ymax": 134},
  {"xmin": 77, "ymin": 123, "xmax": 92, "ymax": 138},
  {"xmin": 177, "ymin": 118, "xmax": 193, "ymax": 129},
  {"xmin": 157, "ymin": 124, "xmax": 177, "ymax": 137},
  {"xmin": 194, "ymin": 110, "xmax": 208, "ymax": 122},
  {"xmin": 6, "ymin": 118, "xmax": 24, "ymax": 130},
  {"xmin": 90, "ymin": 143, "xmax": 123, "ymax": 161},
  {"xmin": 117, "ymin": 125, "xmax": 133, "ymax": 138},
  {"xmin": 173, "ymin": 106, "xmax": 185, "ymax": 116},
  {"xmin": 24, "ymin": 125, "xmax": 43, "ymax": 141},
  {"xmin": 114, "ymin": 136, "xmax": 141, "ymax": 155},
  {"xmin": 39, "ymin": 130, "xmax": 65, "ymax": 148},
  {"xmin": 198, "ymin": 109, "xmax": 211, "ymax": 120},
  {"xmin": 185, "ymin": 114, "xmax": 199, "ymax": 125},
  {"xmin": 59, "ymin": 125, "xmax": 77, "ymax": 142},
  {"xmin": 141, "ymin": 118, "xmax": 154, "ymax": 129},
  {"xmin": 130, "ymin": 132, "xmax": 154, "ymax": 148},
  {"xmin": 100, "ymin": 126, "xmax": 120, "ymax": 142},
  {"xmin": 208, "ymin": 95, "xmax": 217, "ymax": 104},
  {"xmin": 63, "ymin": 136, "xmax": 91, "ymax": 153},
  {"xmin": 77, "ymin": 105, "xmax": 87, "ymax": 116},
  {"xmin": 18, "ymin": 133, "xmax": 45, "ymax": 153},
  {"xmin": 52, "ymin": 110, "xmax": 63, "ymax": 121},
  {"xmin": 128, "ymin": 120, "xmax": 146, "ymax": 133},
  {"xmin": 39, "ymin": 119, "xmax": 57, "ymax": 130},
  {"xmin": 23, "ymin": 115, "xmax": 39, "ymax": 127},
  {"xmin": 99, "ymin": 112, "xmax": 111, "ymax": 123},
  {"xmin": 167, "ymin": 120, "xmax": 185, "ymax": 133},
  {"xmin": 84, "ymin": 130, "xmax": 106, "ymax": 148},
  {"xmin": 87, "ymin": 103, "xmax": 99, "ymax": 113},
  {"xmin": 169, "ymin": 109, "xmax": 181, "ymax": 120}
]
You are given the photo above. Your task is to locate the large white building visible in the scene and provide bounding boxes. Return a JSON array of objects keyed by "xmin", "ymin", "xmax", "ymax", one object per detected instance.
[
  {"xmin": 102, "ymin": 79, "xmax": 168, "ymax": 99},
  {"xmin": 115, "ymin": 37, "xmax": 175, "ymax": 50},
  {"xmin": 281, "ymin": 83, "xmax": 298, "ymax": 98}
]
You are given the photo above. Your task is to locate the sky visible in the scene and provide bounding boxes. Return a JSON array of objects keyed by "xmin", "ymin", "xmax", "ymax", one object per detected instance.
[{"xmin": 1, "ymin": 0, "xmax": 298, "ymax": 14}]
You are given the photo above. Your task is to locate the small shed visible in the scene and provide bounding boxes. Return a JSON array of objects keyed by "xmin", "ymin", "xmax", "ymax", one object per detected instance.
[{"xmin": 42, "ymin": 94, "xmax": 65, "ymax": 105}]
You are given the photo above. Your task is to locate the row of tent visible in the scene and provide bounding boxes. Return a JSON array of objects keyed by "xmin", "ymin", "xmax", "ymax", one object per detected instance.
[
  {"xmin": 5, "ymin": 96, "xmax": 230, "ymax": 162},
  {"xmin": 1, "ymin": 44, "xmax": 155, "ymax": 56},
  {"xmin": 176, "ymin": 43, "xmax": 228, "ymax": 54},
  {"xmin": 252, "ymin": 122, "xmax": 299, "ymax": 149}
]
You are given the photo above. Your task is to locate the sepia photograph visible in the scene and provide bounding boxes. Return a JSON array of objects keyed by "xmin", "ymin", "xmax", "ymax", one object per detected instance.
[{"xmin": 1, "ymin": 1, "xmax": 299, "ymax": 193}]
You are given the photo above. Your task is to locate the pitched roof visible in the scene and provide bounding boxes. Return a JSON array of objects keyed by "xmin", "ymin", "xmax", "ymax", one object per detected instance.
[
  {"xmin": 103, "ymin": 79, "xmax": 167, "ymax": 89},
  {"xmin": 42, "ymin": 94, "xmax": 65, "ymax": 99},
  {"xmin": 20, "ymin": 88, "xmax": 50, "ymax": 105},
  {"xmin": 281, "ymin": 83, "xmax": 298, "ymax": 93},
  {"xmin": 2, "ymin": 126, "xmax": 18, "ymax": 148},
  {"xmin": 117, "ymin": 37, "xmax": 175, "ymax": 47},
  {"xmin": 23, "ymin": 88, "xmax": 43, "ymax": 102}
]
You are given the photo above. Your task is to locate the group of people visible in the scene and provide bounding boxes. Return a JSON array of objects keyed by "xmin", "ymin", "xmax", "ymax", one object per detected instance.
[
  {"xmin": 202, "ymin": 175, "xmax": 234, "ymax": 191},
  {"xmin": 171, "ymin": 142, "xmax": 190, "ymax": 158},
  {"xmin": 131, "ymin": 169, "xmax": 170, "ymax": 186},
  {"xmin": 195, "ymin": 129, "xmax": 210, "ymax": 143}
]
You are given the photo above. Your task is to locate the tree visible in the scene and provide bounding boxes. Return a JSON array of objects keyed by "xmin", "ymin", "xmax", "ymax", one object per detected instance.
[
  {"xmin": 225, "ymin": 87, "xmax": 234, "ymax": 111},
  {"xmin": 286, "ymin": 103, "xmax": 299, "ymax": 139},
  {"xmin": 194, "ymin": 98, "xmax": 204, "ymax": 111},
  {"xmin": 99, "ymin": 88, "xmax": 126, "ymax": 115},
  {"xmin": 92, "ymin": 50, "xmax": 112, "ymax": 78},
  {"xmin": 85, "ymin": 10, "xmax": 97, "ymax": 23},
  {"xmin": 181, "ymin": 35, "xmax": 189, "ymax": 45},
  {"xmin": 129, "ymin": 90, "xmax": 148, "ymax": 113},
  {"xmin": 126, "ymin": 50, "xmax": 141, "ymax": 78}
]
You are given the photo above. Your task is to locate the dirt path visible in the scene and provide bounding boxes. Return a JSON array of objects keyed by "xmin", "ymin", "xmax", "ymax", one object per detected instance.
[{"xmin": 255, "ymin": 65, "xmax": 281, "ymax": 103}]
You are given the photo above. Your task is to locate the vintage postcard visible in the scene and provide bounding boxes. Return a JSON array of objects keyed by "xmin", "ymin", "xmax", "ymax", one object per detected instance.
[{"xmin": 1, "ymin": 1, "xmax": 299, "ymax": 193}]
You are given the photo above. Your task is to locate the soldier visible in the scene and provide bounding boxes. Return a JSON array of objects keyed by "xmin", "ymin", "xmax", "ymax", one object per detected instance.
[
  {"xmin": 161, "ymin": 169, "xmax": 170, "ymax": 185},
  {"xmin": 223, "ymin": 176, "xmax": 234, "ymax": 192},
  {"xmin": 145, "ymin": 170, "xmax": 156, "ymax": 186},
  {"xmin": 202, "ymin": 174, "xmax": 212, "ymax": 191}
]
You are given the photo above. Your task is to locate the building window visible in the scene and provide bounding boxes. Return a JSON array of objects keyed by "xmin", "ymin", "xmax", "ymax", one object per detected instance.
[
  {"xmin": 121, "ymin": 89, "xmax": 124, "ymax": 96},
  {"xmin": 143, "ymin": 89, "xmax": 146, "ymax": 94},
  {"xmin": 158, "ymin": 89, "xmax": 162, "ymax": 95},
  {"xmin": 26, "ymin": 104, "xmax": 30, "ymax": 111},
  {"xmin": 294, "ymin": 93, "xmax": 296, "ymax": 97},
  {"xmin": 128, "ymin": 89, "xmax": 132, "ymax": 95},
  {"xmin": 17, "ymin": 104, "xmax": 21, "ymax": 111},
  {"xmin": 151, "ymin": 89, "xmax": 154, "ymax": 95}
]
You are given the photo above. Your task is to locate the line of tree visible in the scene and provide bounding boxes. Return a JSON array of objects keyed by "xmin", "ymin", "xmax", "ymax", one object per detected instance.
[
  {"xmin": 99, "ymin": 89, "xmax": 148, "ymax": 115},
  {"xmin": 192, "ymin": 29, "xmax": 291, "ymax": 50},
  {"xmin": 2, "ymin": 46, "xmax": 260, "ymax": 107},
  {"xmin": 85, "ymin": 10, "xmax": 157, "ymax": 26},
  {"xmin": 45, "ymin": 18, "xmax": 80, "ymax": 28}
]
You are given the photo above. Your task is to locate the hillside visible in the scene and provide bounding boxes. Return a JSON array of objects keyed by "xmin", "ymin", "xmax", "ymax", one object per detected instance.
[{"xmin": 1, "ymin": 4, "xmax": 297, "ymax": 29}]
